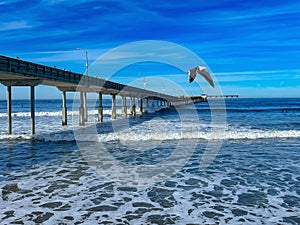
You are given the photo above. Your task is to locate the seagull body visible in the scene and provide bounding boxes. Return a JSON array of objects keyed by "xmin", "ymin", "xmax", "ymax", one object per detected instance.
[{"xmin": 187, "ymin": 66, "xmax": 215, "ymax": 87}]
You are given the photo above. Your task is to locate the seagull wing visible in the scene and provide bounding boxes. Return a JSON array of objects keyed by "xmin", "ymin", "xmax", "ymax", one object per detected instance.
[
  {"xmin": 187, "ymin": 67, "xmax": 198, "ymax": 83},
  {"xmin": 197, "ymin": 69, "xmax": 215, "ymax": 87}
]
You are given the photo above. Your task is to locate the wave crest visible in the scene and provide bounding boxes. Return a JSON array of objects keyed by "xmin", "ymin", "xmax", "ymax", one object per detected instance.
[{"xmin": 1, "ymin": 129, "xmax": 299, "ymax": 142}]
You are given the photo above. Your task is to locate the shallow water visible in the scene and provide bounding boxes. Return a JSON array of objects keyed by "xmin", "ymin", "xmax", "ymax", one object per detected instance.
[{"xmin": 0, "ymin": 98, "xmax": 300, "ymax": 224}]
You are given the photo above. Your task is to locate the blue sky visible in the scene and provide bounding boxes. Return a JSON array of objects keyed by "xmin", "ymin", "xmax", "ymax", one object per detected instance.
[{"xmin": 0, "ymin": 0, "xmax": 300, "ymax": 99}]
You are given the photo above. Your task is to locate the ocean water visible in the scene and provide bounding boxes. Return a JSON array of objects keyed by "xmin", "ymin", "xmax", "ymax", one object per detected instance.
[{"xmin": 0, "ymin": 98, "xmax": 299, "ymax": 224}]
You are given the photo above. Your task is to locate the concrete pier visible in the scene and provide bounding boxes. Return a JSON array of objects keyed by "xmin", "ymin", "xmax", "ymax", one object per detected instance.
[
  {"xmin": 111, "ymin": 94, "xmax": 116, "ymax": 119},
  {"xmin": 121, "ymin": 96, "xmax": 127, "ymax": 118},
  {"xmin": 30, "ymin": 86, "xmax": 35, "ymax": 135},
  {"xmin": 207, "ymin": 95, "xmax": 239, "ymax": 99},
  {"xmin": 79, "ymin": 91, "xmax": 84, "ymax": 126},
  {"xmin": 7, "ymin": 86, "xmax": 12, "ymax": 134},
  {"xmin": 98, "ymin": 93, "xmax": 103, "ymax": 123},
  {"xmin": 0, "ymin": 54, "xmax": 210, "ymax": 135},
  {"xmin": 62, "ymin": 91, "xmax": 67, "ymax": 126}
]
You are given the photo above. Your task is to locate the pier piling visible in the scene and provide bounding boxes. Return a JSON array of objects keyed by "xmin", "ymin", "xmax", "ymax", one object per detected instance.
[
  {"xmin": 133, "ymin": 97, "xmax": 136, "ymax": 116},
  {"xmin": 121, "ymin": 96, "xmax": 127, "ymax": 118},
  {"xmin": 140, "ymin": 98, "xmax": 143, "ymax": 115},
  {"xmin": 79, "ymin": 91, "xmax": 85, "ymax": 126},
  {"xmin": 62, "ymin": 91, "xmax": 67, "ymax": 126},
  {"xmin": 111, "ymin": 94, "xmax": 116, "ymax": 119},
  {"xmin": 130, "ymin": 97, "xmax": 133, "ymax": 116},
  {"xmin": 7, "ymin": 86, "xmax": 12, "ymax": 134},
  {"xmin": 130, "ymin": 97, "xmax": 136, "ymax": 116},
  {"xmin": 30, "ymin": 86, "xmax": 35, "ymax": 135},
  {"xmin": 98, "ymin": 93, "xmax": 103, "ymax": 123},
  {"xmin": 83, "ymin": 92, "xmax": 88, "ymax": 122}
]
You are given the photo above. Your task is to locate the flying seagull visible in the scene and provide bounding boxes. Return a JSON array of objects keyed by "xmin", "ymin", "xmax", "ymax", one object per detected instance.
[{"xmin": 187, "ymin": 66, "xmax": 215, "ymax": 87}]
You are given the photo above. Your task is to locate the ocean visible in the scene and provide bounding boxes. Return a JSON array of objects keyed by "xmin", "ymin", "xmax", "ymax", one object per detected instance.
[{"xmin": 0, "ymin": 98, "xmax": 299, "ymax": 224}]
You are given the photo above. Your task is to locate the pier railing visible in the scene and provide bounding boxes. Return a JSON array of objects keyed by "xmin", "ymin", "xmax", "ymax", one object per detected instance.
[{"xmin": 0, "ymin": 55, "xmax": 179, "ymax": 99}]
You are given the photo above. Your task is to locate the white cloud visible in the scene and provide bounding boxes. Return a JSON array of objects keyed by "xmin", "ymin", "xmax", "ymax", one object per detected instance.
[
  {"xmin": 221, "ymin": 86, "xmax": 300, "ymax": 98},
  {"xmin": 214, "ymin": 69, "xmax": 300, "ymax": 82},
  {"xmin": 0, "ymin": 0, "xmax": 20, "ymax": 5},
  {"xmin": 196, "ymin": 1, "xmax": 300, "ymax": 26},
  {"xmin": 0, "ymin": 21, "xmax": 32, "ymax": 31},
  {"xmin": 46, "ymin": 0, "xmax": 65, "ymax": 4},
  {"xmin": 215, "ymin": 70, "xmax": 300, "ymax": 76}
]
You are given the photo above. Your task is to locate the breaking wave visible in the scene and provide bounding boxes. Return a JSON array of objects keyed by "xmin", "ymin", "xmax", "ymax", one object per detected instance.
[
  {"xmin": 0, "ymin": 109, "xmax": 125, "ymax": 118},
  {"xmin": 1, "ymin": 128, "xmax": 299, "ymax": 142}
]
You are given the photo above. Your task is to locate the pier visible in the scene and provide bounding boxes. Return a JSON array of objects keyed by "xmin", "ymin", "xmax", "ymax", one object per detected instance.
[
  {"xmin": 0, "ymin": 55, "xmax": 206, "ymax": 135},
  {"xmin": 206, "ymin": 95, "xmax": 239, "ymax": 99}
]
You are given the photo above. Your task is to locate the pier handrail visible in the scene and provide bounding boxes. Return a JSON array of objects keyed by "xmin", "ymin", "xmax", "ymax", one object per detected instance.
[{"xmin": 0, "ymin": 55, "xmax": 182, "ymax": 101}]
